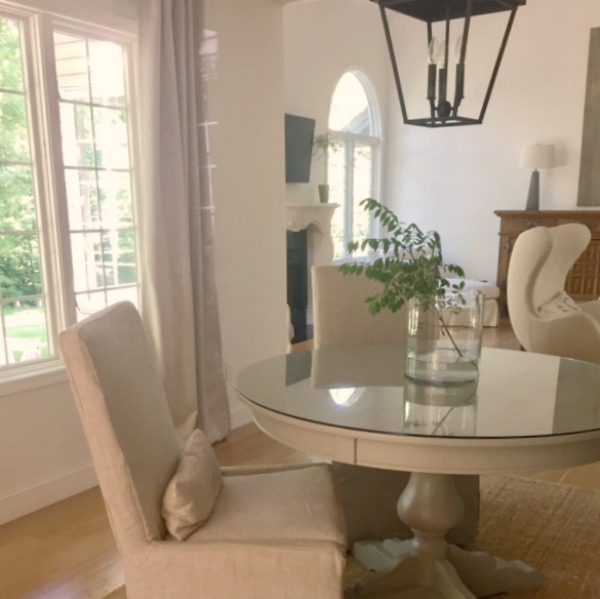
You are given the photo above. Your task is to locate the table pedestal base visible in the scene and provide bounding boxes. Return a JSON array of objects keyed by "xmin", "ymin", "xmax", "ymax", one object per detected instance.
[
  {"xmin": 351, "ymin": 473, "xmax": 544, "ymax": 598},
  {"xmin": 354, "ymin": 540, "xmax": 544, "ymax": 598}
]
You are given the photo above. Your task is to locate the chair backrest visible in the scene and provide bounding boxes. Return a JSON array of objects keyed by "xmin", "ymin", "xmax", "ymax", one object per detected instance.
[
  {"xmin": 532, "ymin": 223, "xmax": 591, "ymax": 309},
  {"xmin": 507, "ymin": 226, "xmax": 553, "ymax": 350},
  {"xmin": 507, "ymin": 223, "xmax": 591, "ymax": 351},
  {"xmin": 59, "ymin": 302, "xmax": 182, "ymax": 550},
  {"xmin": 312, "ymin": 264, "xmax": 408, "ymax": 348}
]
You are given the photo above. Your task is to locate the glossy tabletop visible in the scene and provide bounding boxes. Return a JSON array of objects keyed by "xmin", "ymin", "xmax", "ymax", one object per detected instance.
[{"xmin": 236, "ymin": 346, "xmax": 600, "ymax": 474}]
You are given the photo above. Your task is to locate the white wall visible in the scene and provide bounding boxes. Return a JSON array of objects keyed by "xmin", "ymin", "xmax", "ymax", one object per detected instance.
[
  {"xmin": 0, "ymin": 0, "xmax": 287, "ymax": 524},
  {"xmin": 283, "ymin": 0, "xmax": 600, "ymax": 283},
  {"xmin": 283, "ymin": 0, "xmax": 391, "ymax": 205},
  {"xmin": 0, "ymin": 374, "xmax": 96, "ymax": 526},
  {"xmin": 207, "ymin": 0, "xmax": 287, "ymax": 427}
]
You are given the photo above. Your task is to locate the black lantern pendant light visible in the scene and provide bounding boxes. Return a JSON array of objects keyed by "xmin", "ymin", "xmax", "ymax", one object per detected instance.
[{"xmin": 374, "ymin": 0, "xmax": 526, "ymax": 127}]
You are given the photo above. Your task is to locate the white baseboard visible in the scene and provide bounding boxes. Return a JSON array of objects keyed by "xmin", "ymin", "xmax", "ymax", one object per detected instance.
[
  {"xmin": 0, "ymin": 463, "xmax": 98, "ymax": 526},
  {"xmin": 230, "ymin": 402, "xmax": 252, "ymax": 430}
]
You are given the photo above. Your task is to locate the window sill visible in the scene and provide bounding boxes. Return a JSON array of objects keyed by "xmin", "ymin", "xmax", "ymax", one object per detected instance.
[{"xmin": 0, "ymin": 361, "xmax": 68, "ymax": 397}]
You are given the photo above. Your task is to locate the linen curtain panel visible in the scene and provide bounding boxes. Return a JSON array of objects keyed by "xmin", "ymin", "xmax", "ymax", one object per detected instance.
[{"xmin": 137, "ymin": 0, "xmax": 230, "ymax": 443}]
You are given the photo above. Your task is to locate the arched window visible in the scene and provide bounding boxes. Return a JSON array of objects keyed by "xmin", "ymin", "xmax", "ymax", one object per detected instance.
[{"xmin": 327, "ymin": 71, "xmax": 381, "ymax": 261}]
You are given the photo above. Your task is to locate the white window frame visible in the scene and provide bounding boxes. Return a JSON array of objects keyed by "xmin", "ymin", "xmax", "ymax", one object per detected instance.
[
  {"xmin": 327, "ymin": 70, "xmax": 382, "ymax": 263},
  {"xmin": 0, "ymin": 4, "xmax": 140, "ymax": 391}
]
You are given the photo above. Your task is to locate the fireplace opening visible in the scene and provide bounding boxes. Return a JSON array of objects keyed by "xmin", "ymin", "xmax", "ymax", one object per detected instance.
[
  {"xmin": 287, "ymin": 230, "xmax": 309, "ymax": 343},
  {"xmin": 285, "ymin": 203, "xmax": 338, "ymax": 345}
]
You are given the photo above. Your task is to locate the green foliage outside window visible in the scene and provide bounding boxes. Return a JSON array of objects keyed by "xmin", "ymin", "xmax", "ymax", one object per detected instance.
[{"xmin": 0, "ymin": 18, "xmax": 43, "ymax": 304}]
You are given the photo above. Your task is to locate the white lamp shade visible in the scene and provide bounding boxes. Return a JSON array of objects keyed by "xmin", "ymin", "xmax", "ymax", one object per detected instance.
[{"xmin": 520, "ymin": 144, "xmax": 556, "ymax": 170}]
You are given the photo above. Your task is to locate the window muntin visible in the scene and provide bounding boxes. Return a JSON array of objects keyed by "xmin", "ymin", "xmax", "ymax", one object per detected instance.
[
  {"xmin": 352, "ymin": 143, "xmax": 373, "ymax": 244},
  {"xmin": 0, "ymin": 9, "xmax": 138, "ymax": 372},
  {"xmin": 54, "ymin": 31, "xmax": 138, "ymax": 321},
  {"xmin": 327, "ymin": 72, "xmax": 380, "ymax": 261}
]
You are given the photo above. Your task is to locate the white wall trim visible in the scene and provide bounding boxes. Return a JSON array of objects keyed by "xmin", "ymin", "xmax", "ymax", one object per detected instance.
[
  {"xmin": 0, "ymin": 462, "xmax": 97, "ymax": 526},
  {"xmin": 0, "ymin": 364, "xmax": 68, "ymax": 398}
]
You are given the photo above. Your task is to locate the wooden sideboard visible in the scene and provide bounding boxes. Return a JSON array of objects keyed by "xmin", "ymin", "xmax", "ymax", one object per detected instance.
[{"xmin": 495, "ymin": 210, "xmax": 600, "ymax": 315}]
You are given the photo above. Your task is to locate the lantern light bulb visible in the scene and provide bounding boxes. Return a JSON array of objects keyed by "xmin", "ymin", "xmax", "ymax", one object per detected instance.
[
  {"xmin": 428, "ymin": 37, "xmax": 437, "ymax": 64},
  {"xmin": 437, "ymin": 39, "xmax": 446, "ymax": 68}
]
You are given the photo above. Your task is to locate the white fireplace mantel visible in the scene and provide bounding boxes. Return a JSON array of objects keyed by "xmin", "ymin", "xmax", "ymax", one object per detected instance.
[
  {"xmin": 286, "ymin": 203, "xmax": 339, "ymax": 235},
  {"xmin": 285, "ymin": 203, "xmax": 339, "ymax": 347}
]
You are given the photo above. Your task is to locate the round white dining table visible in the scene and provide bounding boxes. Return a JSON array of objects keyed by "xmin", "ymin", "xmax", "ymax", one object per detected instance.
[{"xmin": 236, "ymin": 345, "xmax": 600, "ymax": 598}]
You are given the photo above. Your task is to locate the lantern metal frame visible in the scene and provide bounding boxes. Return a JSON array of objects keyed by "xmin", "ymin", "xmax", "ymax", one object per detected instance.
[{"xmin": 374, "ymin": 0, "xmax": 526, "ymax": 127}]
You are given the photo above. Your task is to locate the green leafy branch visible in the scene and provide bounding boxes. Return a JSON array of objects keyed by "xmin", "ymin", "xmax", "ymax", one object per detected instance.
[
  {"xmin": 338, "ymin": 198, "xmax": 479, "ymax": 373},
  {"xmin": 339, "ymin": 198, "xmax": 465, "ymax": 315},
  {"xmin": 312, "ymin": 133, "xmax": 340, "ymax": 161}
]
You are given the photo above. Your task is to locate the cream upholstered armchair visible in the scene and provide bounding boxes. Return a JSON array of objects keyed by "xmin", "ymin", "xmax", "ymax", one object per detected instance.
[
  {"xmin": 507, "ymin": 223, "xmax": 600, "ymax": 363},
  {"xmin": 311, "ymin": 265, "xmax": 480, "ymax": 547},
  {"xmin": 59, "ymin": 302, "xmax": 346, "ymax": 599}
]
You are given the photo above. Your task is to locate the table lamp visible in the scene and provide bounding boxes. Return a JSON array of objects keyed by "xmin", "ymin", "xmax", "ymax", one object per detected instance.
[{"xmin": 520, "ymin": 143, "xmax": 555, "ymax": 211}]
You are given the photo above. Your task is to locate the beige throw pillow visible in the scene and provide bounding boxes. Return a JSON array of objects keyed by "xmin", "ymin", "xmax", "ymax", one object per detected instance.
[{"xmin": 162, "ymin": 428, "xmax": 223, "ymax": 540}]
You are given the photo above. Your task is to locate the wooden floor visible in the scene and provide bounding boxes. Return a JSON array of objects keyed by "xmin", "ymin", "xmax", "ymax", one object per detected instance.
[{"xmin": 2, "ymin": 321, "xmax": 599, "ymax": 599}]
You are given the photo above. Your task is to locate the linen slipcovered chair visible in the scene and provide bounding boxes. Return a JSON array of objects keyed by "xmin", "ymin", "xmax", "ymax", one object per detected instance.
[
  {"xmin": 311, "ymin": 265, "xmax": 480, "ymax": 547},
  {"xmin": 507, "ymin": 223, "xmax": 600, "ymax": 363},
  {"xmin": 59, "ymin": 302, "xmax": 346, "ymax": 599}
]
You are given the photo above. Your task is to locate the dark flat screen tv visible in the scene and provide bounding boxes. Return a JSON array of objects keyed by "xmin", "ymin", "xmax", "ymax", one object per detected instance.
[{"xmin": 284, "ymin": 113, "xmax": 315, "ymax": 183}]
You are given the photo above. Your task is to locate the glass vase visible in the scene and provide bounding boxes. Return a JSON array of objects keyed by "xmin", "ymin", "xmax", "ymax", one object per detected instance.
[
  {"xmin": 404, "ymin": 289, "xmax": 484, "ymax": 403},
  {"xmin": 403, "ymin": 378, "xmax": 478, "ymax": 435}
]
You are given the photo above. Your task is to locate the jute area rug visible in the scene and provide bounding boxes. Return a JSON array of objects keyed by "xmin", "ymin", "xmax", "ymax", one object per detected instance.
[{"xmin": 102, "ymin": 474, "xmax": 600, "ymax": 599}]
